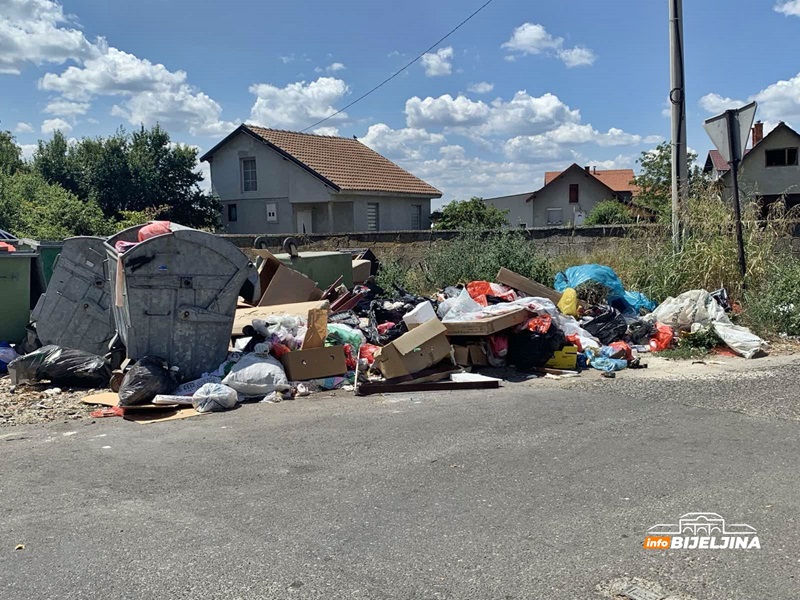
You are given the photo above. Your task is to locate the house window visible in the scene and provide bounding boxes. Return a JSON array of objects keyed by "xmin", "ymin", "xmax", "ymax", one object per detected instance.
[
  {"xmin": 765, "ymin": 148, "xmax": 799, "ymax": 167},
  {"xmin": 569, "ymin": 184, "xmax": 579, "ymax": 203},
  {"xmin": 266, "ymin": 202, "xmax": 278, "ymax": 223},
  {"xmin": 518, "ymin": 223, "xmax": 528, "ymax": 229},
  {"xmin": 367, "ymin": 202, "xmax": 380, "ymax": 231},
  {"xmin": 241, "ymin": 158, "xmax": 257, "ymax": 191},
  {"xmin": 227, "ymin": 203, "xmax": 238, "ymax": 222},
  {"xmin": 411, "ymin": 205, "xmax": 422, "ymax": 229},
  {"xmin": 546, "ymin": 208, "xmax": 563, "ymax": 225}
]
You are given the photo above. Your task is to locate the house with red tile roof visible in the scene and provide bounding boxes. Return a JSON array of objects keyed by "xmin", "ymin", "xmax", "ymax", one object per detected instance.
[
  {"xmin": 201, "ymin": 125, "xmax": 441, "ymax": 234},
  {"xmin": 484, "ymin": 164, "xmax": 639, "ymax": 228}
]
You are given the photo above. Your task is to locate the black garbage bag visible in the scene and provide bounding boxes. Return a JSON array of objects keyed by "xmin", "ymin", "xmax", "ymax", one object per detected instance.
[
  {"xmin": 628, "ymin": 319, "xmax": 655, "ymax": 345},
  {"xmin": 7, "ymin": 345, "xmax": 111, "ymax": 387},
  {"xmin": 364, "ymin": 300, "xmax": 409, "ymax": 345},
  {"xmin": 118, "ymin": 356, "xmax": 178, "ymax": 406},
  {"xmin": 507, "ymin": 324, "xmax": 566, "ymax": 370},
  {"xmin": 328, "ymin": 310, "xmax": 361, "ymax": 329},
  {"xmin": 582, "ymin": 306, "xmax": 628, "ymax": 345}
]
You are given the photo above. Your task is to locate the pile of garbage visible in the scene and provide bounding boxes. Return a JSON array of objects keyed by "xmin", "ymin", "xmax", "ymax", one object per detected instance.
[{"xmin": 1, "ymin": 221, "xmax": 769, "ymax": 423}]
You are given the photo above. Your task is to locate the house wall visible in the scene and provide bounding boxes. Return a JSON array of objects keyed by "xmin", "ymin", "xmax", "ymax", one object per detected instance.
[
  {"xmin": 727, "ymin": 126, "xmax": 800, "ymax": 199},
  {"xmin": 209, "ymin": 131, "xmax": 335, "ymax": 233},
  {"xmin": 483, "ymin": 193, "xmax": 533, "ymax": 227},
  {"xmin": 337, "ymin": 194, "xmax": 431, "ymax": 231},
  {"xmin": 530, "ymin": 170, "xmax": 616, "ymax": 227}
]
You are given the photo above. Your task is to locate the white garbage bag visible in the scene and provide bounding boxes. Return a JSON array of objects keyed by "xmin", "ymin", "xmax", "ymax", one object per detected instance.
[
  {"xmin": 192, "ymin": 383, "xmax": 238, "ymax": 413},
  {"xmin": 646, "ymin": 289, "xmax": 730, "ymax": 329},
  {"xmin": 222, "ymin": 353, "xmax": 290, "ymax": 396},
  {"xmin": 713, "ymin": 322, "xmax": 767, "ymax": 359}
]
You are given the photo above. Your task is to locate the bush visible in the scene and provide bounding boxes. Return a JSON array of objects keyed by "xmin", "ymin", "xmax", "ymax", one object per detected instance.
[
  {"xmin": 585, "ymin": 200, "xmax": 635, "ymax": 225},
  {"xmin": 745, "ymin": 259, "xmax": 800, "ymax": 336},
  {"xmin": 432, "ymin": 197, "xmax": 508, "ymax": 230}
]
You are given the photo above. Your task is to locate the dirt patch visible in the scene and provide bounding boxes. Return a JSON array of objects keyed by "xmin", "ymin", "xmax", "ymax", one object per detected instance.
[{"xmin": 0, "ymin": 377, "xmax": 108, "ymax": 427}]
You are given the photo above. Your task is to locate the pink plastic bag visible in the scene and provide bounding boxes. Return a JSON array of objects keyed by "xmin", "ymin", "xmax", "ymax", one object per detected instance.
[{"xmin": 138, "ymin": 221, "xmax": 172, "ymax": 242}]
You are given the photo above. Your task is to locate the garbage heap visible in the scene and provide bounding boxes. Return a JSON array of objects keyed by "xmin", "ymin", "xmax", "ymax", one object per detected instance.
[{"xmin": 2, "ymin": 225, "xmax": 769, "ymax": 422}]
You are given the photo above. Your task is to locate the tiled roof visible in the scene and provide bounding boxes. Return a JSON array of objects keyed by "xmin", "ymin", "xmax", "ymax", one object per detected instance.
[
  {"xmin": 545, "ymin": 167, "xmax": 639, "ymax": 194},
  {"xmin": 242, "ymin": 125, "xmax": 441, "ymax": 197},
  {"xmin": 707, "ymin": 150, "xmax": 731, "ymax": 173}
]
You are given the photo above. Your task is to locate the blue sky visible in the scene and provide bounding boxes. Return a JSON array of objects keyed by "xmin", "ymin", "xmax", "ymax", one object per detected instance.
[{"xmin": 3, "ymin": 0, "xmax": 800, "ymax": 207}]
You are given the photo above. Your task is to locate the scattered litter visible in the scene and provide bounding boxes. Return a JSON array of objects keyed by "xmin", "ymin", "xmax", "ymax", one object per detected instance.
[{"xmin": 15, "ymin": 544, "xmax": 24, "ymax": 551}]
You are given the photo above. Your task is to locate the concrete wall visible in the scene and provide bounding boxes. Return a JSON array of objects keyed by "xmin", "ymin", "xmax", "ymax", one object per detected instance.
[
  {"xmin": 531, "ymin": 170, "xmax": 616, "ymax": 227},
  {"xmin": 725, "ymin": 126, "xmax": 800, "ymax": 199},
  {"xmin": 338, "ymin": 194, "xmax": 431, "ymax": 231},
  {"xmin": 484, "ymin": 193, "xmax": 533, "ymax": 227}
]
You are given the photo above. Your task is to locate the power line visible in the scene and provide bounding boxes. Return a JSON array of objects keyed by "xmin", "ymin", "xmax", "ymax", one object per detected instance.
[{"xmin": 301, "ymin": 0, "xmax": 499, "ymax": 132}]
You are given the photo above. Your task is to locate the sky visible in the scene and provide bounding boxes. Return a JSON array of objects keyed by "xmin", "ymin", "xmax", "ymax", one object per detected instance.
[{"xmin": 3, "ymin": 0, "xmax": 800, "ymax": 208}]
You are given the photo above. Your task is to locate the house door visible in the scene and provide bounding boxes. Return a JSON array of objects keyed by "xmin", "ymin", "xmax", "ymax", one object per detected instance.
[{"xmin": 296, "ymin": 210, "xmax": 313, "ymax": 234}]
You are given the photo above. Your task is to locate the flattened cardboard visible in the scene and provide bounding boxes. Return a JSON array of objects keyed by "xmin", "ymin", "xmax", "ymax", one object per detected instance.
[
  {"xmin": 443, "ymin": 308, "xmax": 529, "ymax": 336},
  {"xmin": 545, "ymin": 346, "xmax": 578, "ymax": 370},
  {"xmin": 374, "ymin": 318, "xmax": 452, "ymax": 379},
  {"xmin": 280, "ymin": 345, "xmax": 347, "ymax": 381},
  {"xmin": 232, "ymin": 300, "xmax": 329, "ymax": 336},
  {"xmin": 124, "ymin": 407, "xmax": 201, "ymax": 424},
  {"xmin": 81, "ymin": 392, "xmax": 178, "ymax": 411},
  {"xmin": 253, "ymin": 249, "xmax": 323, "ymax": 306},
  {"xmin": 496, "ymin": 267, "xmax": 587, "ymax": 308}
]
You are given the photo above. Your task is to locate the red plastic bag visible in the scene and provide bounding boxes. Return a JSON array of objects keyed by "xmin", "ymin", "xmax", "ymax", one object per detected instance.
[
  {"xmin": 359, "ymin": 344, "xmax": 381, "ymax": 365},
  {"xmin": 608, "ymin": 341, "xmax": 633, "ymax": 361},
  {"xmin": 0, "ymin": 242, "xmax": 16, "ymax": 253},
  {"xmin": 138, "ymin": 221, "xmax": 172, "ymax": 242},
  {"xmin": 565, "ymin": 333, "xmax": 583, "ymax": 352},
  {"xmin": 488, "ymin": 335, "xmax": 508, "ymax": 358},
  {"xmin": 466, "ymin": 281, "xmax": 517, "ymax": 307},
  {"xmin": 271, "ymin": 343, "xmax": 291, "ymax": 358},
  {"xmin": 526, "ymin": 314, "xmax": 552, "ymax": 334},
  {"xmin": 649, "ymin": 322, "xmax": 674, "ymax": 352},
  {"xmin": 376, "ymin": 322, "xmax": 396, "ymax": 335}
]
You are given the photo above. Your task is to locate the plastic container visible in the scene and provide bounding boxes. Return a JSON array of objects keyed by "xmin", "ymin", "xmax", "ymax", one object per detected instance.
[{"xmin": 104, "ymin": 225, "xmax": 256, "ymax": 380}]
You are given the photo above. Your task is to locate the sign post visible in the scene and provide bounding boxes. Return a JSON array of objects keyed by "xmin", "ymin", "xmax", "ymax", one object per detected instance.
[{"xmin": 703, "ymin": 101, "xmax": 757, "ymax": 284}]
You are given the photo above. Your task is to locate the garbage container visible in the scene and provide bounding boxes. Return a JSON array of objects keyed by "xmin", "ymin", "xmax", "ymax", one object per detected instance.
[
  {"xmin": 105, "ymin": 225, "xmax": 256, "ymax": 380},
  {"xmin": 274, "ymin": 251, "xmax": 354, "ymax": 289},
  {"xmin": 0, "ymin": 247, "xmax": 37, "ymax": 344},
  {"xmin": 21, "ymin": 239, "xmax": 64, "ymax": 285},
  {"xmin": 31, "ymin": 237, "xmax": 115, "ymax": 356}
]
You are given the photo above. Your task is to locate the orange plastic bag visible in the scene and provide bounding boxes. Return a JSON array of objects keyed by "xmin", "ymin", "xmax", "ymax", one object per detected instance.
[
  {"xmin": 466, "ymin": 281, "xmax": 517, "ymax": 307},
  {"xmin": 649, "ymin": 322, "xmax": 674, "ymax": 352},
  {"xmin": 138, "ymin": 221, "xmax": 172, "ymax": 242},
  {"xmin": 608, "ymin": 340, "xmax": 633, "ymax": 361},
  {"xmin": 526, "ymin": 314, "xmax": 552, "ymax": 334}
]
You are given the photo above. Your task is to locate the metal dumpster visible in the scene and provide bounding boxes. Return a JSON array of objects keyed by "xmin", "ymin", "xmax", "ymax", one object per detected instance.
[
  {"xmin": 21, "ymin": 239, "xmax": 64, "ymax": 285},
  {"xmin": 104, "ymin": 225, "xmax": 255, "ymax": 380},
  {"xmin": 0, "ymin": 246, "xmax": 37, "ymax": 343},
  {"xmin": 31, "ymin": 237, "xmax": 115, "ymax": 356}
]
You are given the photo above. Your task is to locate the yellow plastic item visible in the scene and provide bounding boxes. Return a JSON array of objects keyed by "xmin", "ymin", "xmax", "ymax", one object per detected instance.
[{"xmin": 557, "ymin": 287, "xmax": 579, "ymax": 317}]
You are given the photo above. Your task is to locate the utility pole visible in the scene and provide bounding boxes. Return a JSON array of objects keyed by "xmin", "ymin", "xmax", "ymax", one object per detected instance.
[
  {"xmin": 726, "ymin": 110, "xmax": 748, "ymax": 282},
  {"xmin": 669, "ymin": 0, "xmax": 688, "ymax": 251}
]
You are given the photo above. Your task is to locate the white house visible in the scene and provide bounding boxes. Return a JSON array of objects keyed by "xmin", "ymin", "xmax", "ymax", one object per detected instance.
[
  {"xmin": 200, "ymin": 125, "xmax": 442, "ymax": 234},
  {"xmin": 483, "ymin": 164, "xmax": 639, "ymax": 228},
  {"xmin": 704, "ymin": 121, "xmax": 800, "ymax": 209}
]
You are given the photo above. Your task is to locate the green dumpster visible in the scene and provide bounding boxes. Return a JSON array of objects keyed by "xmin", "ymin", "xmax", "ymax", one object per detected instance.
[
  {"xmin": 21, "ymin": 239, "xmax": 64, "ymax": 285},
  {"xmin": 0, "ymin": 249, "xmax": 37, "ymax": 343},
  {"xmin": 274, "ymin": 251, "xmax": 354, "ymax": 289}
]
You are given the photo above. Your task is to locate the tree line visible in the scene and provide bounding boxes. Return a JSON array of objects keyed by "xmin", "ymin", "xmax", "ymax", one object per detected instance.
[{"xmin": 0, "ymin": 125, "xmax": 218, "ymax": 240}]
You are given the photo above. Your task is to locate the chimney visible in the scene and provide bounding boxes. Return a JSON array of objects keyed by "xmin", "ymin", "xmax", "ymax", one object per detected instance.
[
  {"xmin": 593, "ymin": 166, "xmax": 597, "ymax": 174},
  {"xmin": 752, "ymin": 121, "xmax": 764, "ymax": 146},
  {"xmin": 585, "ymin": 165, "xmax": 590, "ymax": 172}
]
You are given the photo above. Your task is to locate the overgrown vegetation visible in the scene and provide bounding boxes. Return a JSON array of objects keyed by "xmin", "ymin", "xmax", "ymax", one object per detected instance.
[
  {"xmin": 431, "ymin": 197, "xmax": 509, "ymax": 230},
  {"xmin": 745, "ymin": 257, "xmax": 800, "ymax": 336}
]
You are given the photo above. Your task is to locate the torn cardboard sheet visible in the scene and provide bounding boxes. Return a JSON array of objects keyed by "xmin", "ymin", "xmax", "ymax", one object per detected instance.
[
  {"xmin": 253, "ymin": 249, "xmax": 323, "ymax": 306},
  {"xmin": 232, "ymin": 300, "xmax": 330, "ymax": 336},
  {"xmin": 496, "ymin": 268, "xmax": 587, "ymax": 308},
  {"xmin": 302, "ymin": 308, "xmax": 328, "ymax": 349},
  {"xmin": 444, "ymin": 308, "xmax": 529, "ymax": 336},
  {"xmin": 124, "ymin": 407, "xmax": 202, "ymax": 424}
]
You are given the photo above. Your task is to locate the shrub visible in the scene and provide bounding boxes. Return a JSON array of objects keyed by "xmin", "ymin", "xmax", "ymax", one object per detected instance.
[
  {"xmin": 745, "ymin": 258, "xmax": 800, "ymax": 336},
  {"xmin": 585, "ymin": 200, "xmax": 635, "ymax": 225}
]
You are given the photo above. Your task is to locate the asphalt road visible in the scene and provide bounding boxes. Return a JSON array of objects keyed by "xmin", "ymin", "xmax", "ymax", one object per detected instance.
[{"xmin": 2, "ymin": 357, "xmax": 799, "ymax": 599}]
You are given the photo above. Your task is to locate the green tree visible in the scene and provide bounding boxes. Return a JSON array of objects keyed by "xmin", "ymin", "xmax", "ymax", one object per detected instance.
[
  {"xmin": 585, "ymin": 200, "xmax": 635, "ymax": 225},
  {"xmin": 433, "ymin": 197, "xmax": 509, "ymax": 230},
  {"xmin": 32, "ymin": 130, "xmax": 80, "ymax": 195},
  {"xmin": 633, "ymin": 142, "xmax": 707, "ymax": 216},
  {"xmin": 0, "ymin": 131, "xmax": 25, "ymax": 176}
]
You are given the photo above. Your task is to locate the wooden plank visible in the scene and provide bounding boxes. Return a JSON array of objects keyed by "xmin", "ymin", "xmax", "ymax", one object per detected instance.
[{"xmin": 496, "ymin": 267, "xmax": 588, "ymax": 308}]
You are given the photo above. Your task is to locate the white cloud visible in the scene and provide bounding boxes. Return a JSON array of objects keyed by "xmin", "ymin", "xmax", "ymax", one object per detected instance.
[
  {"xmin": 467, "ymin": 81, "xmax": 494, "ymax": 94},
  {"xmin": 313, "ymin": 126, "xmax": 340, "ymax": 136},
  {"xmin": 502, "ymin": 22, "xmax": 596, "ymax": 68},
  {"xmin": 359, "ymin": 123, "xmax": 446, "ymax": 160},
  {"xmin": 698, "ymin": 93, "xmax": 746, "ymax": 114},
  {"xmin": 420, "ymin": 46, "xmax": 453, "ymax": 77},
  {"xmin": 327, "ymin": 62, "xmax": 345, "ymax": 72},
  {"xmin": 0, "ymin": 0, "xmax": 99, "ymax": 74},
  {"xmin": 775, "ymin": 1, "xmax": 800, "ymax": 16},
  {"xmin": 249, "ymin": 77, "xmax": 348, "ymax": 130},
  {"xmin": 39, "ymin": 46, "xmax": 236, "ymax": 135},
  {"xmin": 504, "ymin": 123, "xmax": 660, "ymax": 160},
  {"xmin": 19, "ymin": 142, "xmax": 37, "ymax": 160},
  {"xmin": 44, "ymin": 99, "xmax": 89, "ymax": 116},
  {"xmin": 405, "ymin": 91, "xmax": 581, "ymax": 137},
  {"xmin": 557, "ymin": 47, "xmax": 597, "ymax": 68},
  {"xmin": 41, "ymin": 117, "xmax": 72, "ymax": 134},
  {"xmin": 439, "ymin": 145, "xmax": 465, "ymax": 159},
  {"xmin": 14, "ymin": 121, "xmax": 34, "ymax": 133}
]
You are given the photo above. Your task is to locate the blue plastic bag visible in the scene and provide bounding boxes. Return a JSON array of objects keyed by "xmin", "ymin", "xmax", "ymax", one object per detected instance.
[
  {"xmin": 554, "ymin": 264, "xmax": 655, "ymax": 315},
  {"xmin": 585, "ymin": 347, "xmax": 627, "ymax": 372}
]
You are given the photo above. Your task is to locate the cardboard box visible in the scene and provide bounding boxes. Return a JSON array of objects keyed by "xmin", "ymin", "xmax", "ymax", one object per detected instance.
[
  {"xmin": 232, "ymin": 300, "xmax": 330, "ymax": 337},
  {"xmin": 453, "ymin": 343, "xmax": 489, "ymax": 367},
  {"xmin": 443, "ymin": 308, "xmax": 529, "ymax": 336},
  {"xmin": 280, "ymin": 345, "xmax": 348, "ymax": 381},
  {"xmin": 253, "ymin": 249, "xmax": 324, "ymax": 306},
  {"xmin": 402, "ymin": 301, "xmax": 436, "ymax": 330},
  {"xmin": 374, "ymin": 318, "xmax": 453, "ymax": 379},
  {"xmin": 545, "ymin": 345, "xmax": 579, "ymax": 370},
  {"xmin": 352, "ymin": 259, "xmax": 372, "ymax": 284}
]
